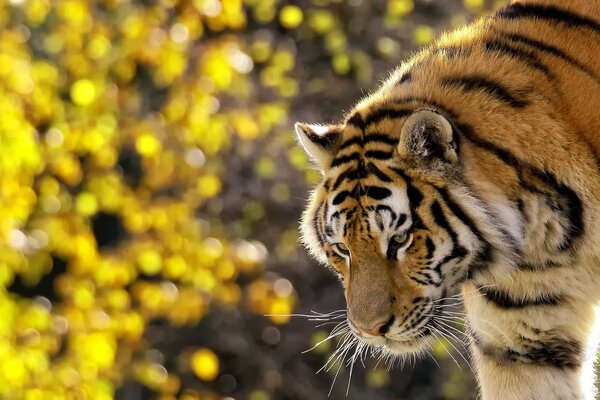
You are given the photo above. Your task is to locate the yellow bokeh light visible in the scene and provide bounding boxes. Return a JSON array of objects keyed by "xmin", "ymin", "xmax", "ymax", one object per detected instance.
[
  {"xmin": 75, "ymin": 192, "xmax": 98, "ymax": 216},
  {"xmin": 190, "ymin": 348, "xmax": 219, "ymax": 381},
  {"xmin": 135, "ymin": 133, "xmax": 162, "ymax": 157},
  {"xmin": 2, "ymin": 357, "xmax": 27, "ymax": 383},
  {"xmin": 70, "ymin": 79, "xmax": 97, "ymax": 106},
  {"xmin": 77, "ymin": 333, "xmax": 116, "ymax": 369},
  {"xmin": 137, "ymin": 250, "xmax": 163, "ymax": 275},
  {"xmin": 464, "ymin": 0, "xmax": 485, "ymax": 10},
  {"xmin": 87, "ymin": 34, "xmax": 111, "ymax": 60},
  {"xmin": 387, "ymin": 0, "xmax": 414, "ymax": 18},
  {"xmin": 164, "ymin": 256, "xmax": 187, "ymax": 279},
  {"xmin": 197, "ymin": 175, "xmax": 221, "ymax": 198},
  {"xmin": 24, "ymin": 389, "xmax": 44, "ymax": 400},
  {"xmin": 279, "ymin": 6, "xmax": 303, "ymax": 29},
  {"xmin": 231, "ymin": 112, "xmax": 260, "ymax": 140},
  {"xmin": 72, "ymin": 286, "xmax": 95, "ymax": 309},
  {"xmin": 268, "ymin": 297, "xmax": 292, "ymax": 325},
  {"xmin": 309, "ymin": 10, "xmax": 335, "ymax": 34},
  {"xmin": 414, "ymin": 25, "xmax": 435, "ymax": 45}
]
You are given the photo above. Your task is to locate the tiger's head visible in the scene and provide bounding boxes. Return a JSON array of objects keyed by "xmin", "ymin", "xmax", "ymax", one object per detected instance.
[{"xmin": 296, "ymin": 105, "xmax": 500, "ymax": 355}]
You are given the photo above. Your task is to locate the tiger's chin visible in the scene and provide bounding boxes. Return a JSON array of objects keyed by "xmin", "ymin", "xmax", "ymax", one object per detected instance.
[
  {"xmin": 384, "ymin": 335, "xmax": 435, "ymax": 355},
  {"xmin": 355, "ymin": 328, "xmax": 436, "ymax": 357}
]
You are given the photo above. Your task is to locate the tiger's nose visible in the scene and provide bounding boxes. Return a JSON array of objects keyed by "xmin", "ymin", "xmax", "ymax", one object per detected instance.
[{"xmin": 357, "ymin": 316, "xmax": 394, "ymax": 336}]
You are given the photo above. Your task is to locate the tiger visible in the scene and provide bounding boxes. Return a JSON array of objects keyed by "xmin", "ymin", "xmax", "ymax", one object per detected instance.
[{"xmin": 295, "ymin": 1, "xmax": 600, "ymax": 399}]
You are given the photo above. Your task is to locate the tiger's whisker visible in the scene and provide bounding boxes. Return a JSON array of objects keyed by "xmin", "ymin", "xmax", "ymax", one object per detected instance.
[
  {"xmin": 431, "ymin": 329, "xmax": 463, "ymax": 371},
  {"xmin": 302, "ymin": 327, "xmax": 349, "ymax": 354}
]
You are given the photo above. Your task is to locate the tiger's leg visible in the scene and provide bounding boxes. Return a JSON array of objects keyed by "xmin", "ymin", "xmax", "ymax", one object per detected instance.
[{"xmin": 463, "ymin": 281, "xmax": 600, "ymax": 400}]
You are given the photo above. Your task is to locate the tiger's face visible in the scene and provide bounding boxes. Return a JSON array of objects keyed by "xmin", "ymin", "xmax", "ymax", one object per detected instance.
[{"xmin": 297, "ymin": 108, "xmax": 487, "ymax": 355}]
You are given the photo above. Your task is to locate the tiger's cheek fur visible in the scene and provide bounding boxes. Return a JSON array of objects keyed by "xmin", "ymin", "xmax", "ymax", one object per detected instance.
[{"xmin": 400, "ymin": 231, "xmax": 449, "ymax": 293}]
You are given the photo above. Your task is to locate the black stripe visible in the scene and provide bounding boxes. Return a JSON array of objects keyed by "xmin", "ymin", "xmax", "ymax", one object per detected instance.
[
  {"xmin": 397, "ymin": 72, "xmax": 412, "ymax": 85},
  {"xmin": 338, "ymin": 136, "xmax": 363, "ymax": 151},
  {"xmin": 364, "ymin": 150, "xmax": 393, "ymax": 160},
  {"xmin": 366, "ymin": 162, "xmax": 392, "ymax": 182},
  {"xmin": 312, "ymin": 214, "xmax": 324, "ymax": 246},
  {"xmin": 429, "ymin": 198, "xmax": 474, "ymax": 277},
  {"xmin": 301, "ymin": 127, "xmax": 341, "ymax": 149},
  {"xmin": 364, "ymin": 109, "xmax": 412, "ymax": 127},
  {"xmin": 346, "ymin": 113, "xmax": 365, "ymax": 130},
  {"xmin": 322, "ymin": 200, "xmax": 330, "ymax": 237},
  {"xmin": 498, "ymin": 32, "xmax": 600, "ymax": 83},
  {"xmin": 331, "ymin": 168, "xmax": 350, "ymax": 191},
  {"xmin": 388, "ymin": 167, "xmax": 423, "ymax": 209},
  {"xmin": 438, "ymin": 187, "xmax": 494, "ymax": 267},
  {"xmin": 472, "ymin": 332, "xmax": 582, "ymax": 369},
  {"xmin": 437, "ymin": 188, "xmax": 488, "ymax": 250},
  {"xmin": 413, "ymin": 270, "xmax": 438, "ymax": 286},
  {"xmin": 330, "ymin": 210, "xmax": 340, "ymax": 221},
  {"xmin": 442, "ymin": 75, "xmax": 528, "ymax": 108},
  {"xmin": 407, "ymin": 308, "xmax": 430, "ymax": 330},
  {"xmin": 425, "ymin": 236, "xmax": 436, "ymax": 260},
  {"xmin": 363, "ymin": 133, "xmax": 398, "ymax": 146},
  {"xmin": 331, "ymin": 167, "xmax": 358, "ymax": 191},
  {"xmin": 395, "ymin": 213, "xmax": 407, "ymax": 229},
  {"xmin": 371, "ymin": 204, "xmax": 395, "ymax": 219},
  {"xmin": 536, "ymin": 172, "xmax": 584, "ymax": 251},
  {"xmin": 324, "ymin": 226, "xmax": 334, "ymax": 238},
  {"xmin": 363, "ymin": 186, "xmax": 392, "ymax": 200},
  {"xmin": 516, "ymin": 197, "xmax": 528, "ymax": 226},
  {"xmin": 392, "ymin": 97, "xmax": 459, "ymax": 119},
  {"xmin": 483, "ymin": 40, "xmax": 551, "ymax": 77},
  {"xmin": 430, "ymin": 201, "xmax": 459, "ymax": 243},
  {"xmin": 436, "ymin": 46, "xmax": 470, "ymax": 59},
  {"xmin": 396, "ymin": 303, "xmax": 420, "ymax": 329},
  {"xmin": 496, "ymin": 3, "xmax": 600, "ymax": 36},
  {"xmin": 330, "ymin": 152, "xmax": 358, "ymax": 168},
  {"xmin": 517, "ymin": 260, "xmax": 565, "ymax": 270},
  {"xmin": 478, "ymin": 286, "xmax": 562, "ymax": 309},
  {"xmin": 313, "ymin": 203, "xmax": 326, "ymax": 247},
  {"xmin": 438, "ymin": 246, "xmax": 468, "ymax": 268},
  {"xmin": 332, "ymin": 190, "xmax": 353, "ymax": 205},
  {"xmin": 455, "ymin": 122, "xmax": 518, "ymax": 165}
]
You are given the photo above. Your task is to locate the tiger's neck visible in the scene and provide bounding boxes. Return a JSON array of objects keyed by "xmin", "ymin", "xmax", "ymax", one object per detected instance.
[{"xmin": 457, "ymin": 160, "xmax": 600, "ymax": 399}]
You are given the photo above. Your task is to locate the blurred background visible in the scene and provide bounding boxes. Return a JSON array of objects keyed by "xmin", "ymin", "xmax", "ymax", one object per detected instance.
[{"xmin": 0, "ymin": 0, "xmax": 508, "ymax": 399}]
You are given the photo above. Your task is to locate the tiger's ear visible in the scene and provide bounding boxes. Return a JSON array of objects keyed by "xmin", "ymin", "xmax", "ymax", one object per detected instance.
[
  {"xmin": 295, "ymin": 122, "xmax": 342, "ymax": 170},
  {"xmin": 398, "ymin": 110, "xmax": 458, "ymax": 164}
]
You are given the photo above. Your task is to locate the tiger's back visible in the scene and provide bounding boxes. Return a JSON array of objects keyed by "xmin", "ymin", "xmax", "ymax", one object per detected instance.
[{"xmin": 295, "ymin": 2, "xmax": 600, "ymax": 399}]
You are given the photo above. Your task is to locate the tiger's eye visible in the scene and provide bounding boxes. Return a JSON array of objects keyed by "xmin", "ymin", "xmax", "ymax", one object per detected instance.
[
  {"xmin": 392, "ymin": 233, "xmax": 409, "ymax": 245},
  {"xmin": 387, "ymin": 233, "xmax": 413, "ymax": 260},
  {"xmin": 332, "ymin": 242, "xmax": 350, "ymax": 257},
  {"xmin": 336, "ymin": 243, "xmax": 348, "ymax": 251}
]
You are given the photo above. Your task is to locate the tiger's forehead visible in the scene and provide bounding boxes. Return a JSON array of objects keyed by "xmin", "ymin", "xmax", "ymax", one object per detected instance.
[
  {"xmin": 315, "ymin": 105, "xmax": 425, "ymax": 244},
  {"xmin": 323, "ymin": 178, "xmax": 412, "ymax": 242}
]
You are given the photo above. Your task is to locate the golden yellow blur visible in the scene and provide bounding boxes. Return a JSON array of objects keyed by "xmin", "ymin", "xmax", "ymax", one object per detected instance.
[
  {"xmin": 0, "ymin": 0, "xmax": 496, "ymax": 399},
  {"xmin": 0, "ymin": 0, "xmax": 296, "ymax": 398},
  {"xmin": 279, "ymin": 6, "xmax": 304, "ymax": 29},
  {"xmin": 190, "ymin": 348, "xmax": 220, "ymax": 381}
]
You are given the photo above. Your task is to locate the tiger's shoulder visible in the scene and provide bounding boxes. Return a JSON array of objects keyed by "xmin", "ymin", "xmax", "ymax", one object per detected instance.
[{"xmin": 353, "ymin": 0, "xmax": 600, "ymax": 196}]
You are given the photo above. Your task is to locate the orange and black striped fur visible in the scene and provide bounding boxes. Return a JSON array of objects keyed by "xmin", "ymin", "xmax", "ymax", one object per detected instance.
[{"xmin": 296, "ymin": 1, "xmax": 600, "ymax": 399}]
